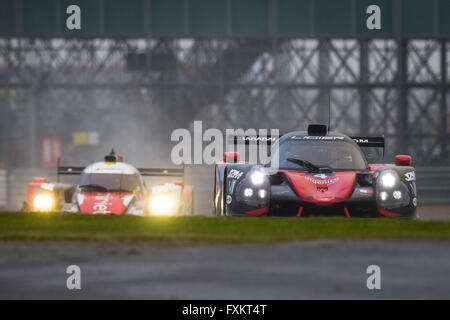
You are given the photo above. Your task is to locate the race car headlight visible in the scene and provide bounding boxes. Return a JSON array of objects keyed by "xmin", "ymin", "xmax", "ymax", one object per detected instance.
[
  {"xmin": 150, "ymin": 194, "xmax": 174, "ymax": 215},
  {"xmin": 243, "ymin": 187, "xmax": 253, "ymax": 197},
  {"xmin": 379, "ymin": 171, "xmax": 397, "ymax": 188},
  {"xmin": 392, "ymin": 190, "xmax": 402, "ymax": 200},
  {"xmin": 376, "ymin": 170, "xmax": 410, "ymax": 209},
  {"xmin": 258, "ymin": 189, "xmax": 267, "ymax": 199},
  {"xmin": 33, "ymin": 194, "xmax": 53, "ymax": 211},
  {"xmin": 250, "ymin": 170, "xmax": 265, "ymax": 185}
]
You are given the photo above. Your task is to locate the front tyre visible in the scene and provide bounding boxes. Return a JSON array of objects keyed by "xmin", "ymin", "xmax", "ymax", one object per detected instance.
[
  {"xmin": 214, "ymin": 167, "xmax": 222, "ymax": 216},
  {"xmin": 214, "ymin": 167, "xmax": 228, "ymax": 216}
]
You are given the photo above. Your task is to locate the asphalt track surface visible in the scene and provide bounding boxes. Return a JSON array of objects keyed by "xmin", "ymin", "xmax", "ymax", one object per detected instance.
[{"xmin": 0, "ymin": 239, "xmax": 449, "ymax": 299}]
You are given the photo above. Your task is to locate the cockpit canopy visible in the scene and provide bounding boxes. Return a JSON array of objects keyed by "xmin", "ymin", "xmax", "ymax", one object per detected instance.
[
  {"xmin": 77, "ymin": 161, "xmax": 144, "ymax": 193},
  {"xmin": 271, "ymin": 133, "xmax": 368, "ymax": 171}
]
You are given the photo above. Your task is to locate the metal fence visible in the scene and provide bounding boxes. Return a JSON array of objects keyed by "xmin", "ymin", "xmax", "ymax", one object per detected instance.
[{"xmin": 0, "ymin": 38, "xmax": 449, "ymax": 169}]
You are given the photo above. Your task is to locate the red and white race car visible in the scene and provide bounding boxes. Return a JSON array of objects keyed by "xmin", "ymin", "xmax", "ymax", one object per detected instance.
[{"xmin": 26, "ymin": 150, "xmax": 194, "ymax": 215}]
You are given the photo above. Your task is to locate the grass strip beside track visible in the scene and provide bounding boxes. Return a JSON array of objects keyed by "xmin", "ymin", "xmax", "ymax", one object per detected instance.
[{"xmin": 0, "ymin": 213, "xmax": 449, "ymax": 243}]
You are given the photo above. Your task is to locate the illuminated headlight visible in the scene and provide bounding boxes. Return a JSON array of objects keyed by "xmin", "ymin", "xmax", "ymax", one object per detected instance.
[
  {"xmin": 380, "ymin": 191, "xmax": 388, "ymax": 201},
  {"xmin": 243, "ymin": 188, "xmax": 253, "ymax": 197},
  {"xmin": 393, "ymin": 190, "xmax": 402, "ymax": 200},
  {"xmin": 33, "ymin": 194, "xmax": 53, "ymax": 211},
  {"xmin": 380, "ymin": 171, "xmax": 397, "ymax": 188},
  {"xmin": 250, "ymin": 171, "xmax": 265, "ymax": 185},
  {"xmin": 150, "ymin": 195, "xmax": 174, "ymax": 215},
  {"xmin": 258, "ymin": 189, "xmax": 267, "ymax": 199}
]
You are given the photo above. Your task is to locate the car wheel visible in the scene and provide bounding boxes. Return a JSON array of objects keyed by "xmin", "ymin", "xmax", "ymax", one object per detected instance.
[
  {"xmin": 221, "ymin": 168, "xmax": 228, "ymax": 216},
  {"xmin": 214, "ymin": 168, "xmax": 221, "ymax": 216}
]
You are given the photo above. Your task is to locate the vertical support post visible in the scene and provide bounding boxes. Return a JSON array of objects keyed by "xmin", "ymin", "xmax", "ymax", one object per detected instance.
[
  {"xmin": 393, "ymin": 0, "xmax": 408, "ymax": 156},
  {"xmin": 397, "ymin": 38, "xmax": 408, "ymax": 155},
  {"xmin": 184, "ymin": 0, "xmax": 189, "ymax": 34},
  {"xmin": 2, "ymin": 48, "xmax": 10, "ymax": 171},
  {"xmin": 441, "ymin": 39, "xmax": 448, "ymax": 162},
  {"xmin": 2, "ymin": 40, "xmax": 11, "ymax": 209},
  {"xmin": 269, "ymin": 0, "xmax": 277, "ymax": 129},
  {"xmin": 360, "ymin": 39, "xmax": 369, "ymax": 135},
  {"xmin": 28, "ymin": 87, "xmax": 37, "ymax": 168},
  {"xmin": 216, "ymin": 44, "xmax": 224, "ymax": 130},
  {"xmin": 28, "ymin": 43, "xmax": 39, "ymax": 169},
  {"xmin": 319, "ymin": 39, "xmax": 331, "ymax": 126}
]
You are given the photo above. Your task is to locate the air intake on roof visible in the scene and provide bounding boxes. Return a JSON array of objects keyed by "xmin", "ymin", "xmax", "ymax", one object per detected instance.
[
  {"xmin": 104, "ymin": 149, "xmax": 117, "ymax": 163},
  {"xmin": 307, "ymin": 124, "xmax": 328, "ymax": 136}
]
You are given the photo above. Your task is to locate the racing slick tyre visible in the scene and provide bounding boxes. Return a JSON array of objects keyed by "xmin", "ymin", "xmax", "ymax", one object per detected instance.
[
  {"xmin": 213, "ymin": 169, "xmax": 219, "ymax": 216},
  {"xmin": 214, "ymin": 167, "xmax": 227, "ymax": 216},
  {"xmin": 214, "ymin": 178, "xmax": 222, "ymax": 216}
]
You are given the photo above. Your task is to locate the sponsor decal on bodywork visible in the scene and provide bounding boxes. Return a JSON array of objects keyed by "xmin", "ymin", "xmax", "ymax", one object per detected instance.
[
  {"xmin": 93, "ymin": 193, "xmax": 111, "ymax": 214},
  {"xmin": 239, "ymin": 136, "xmax": 278, "ymax": 143},
  {"xmin": 305, "ymin": 173, "xmax": 340, "ymax": 185},
  {"xmin": 355, "ymin": 188, "xmax": 374, "ymax": 195},
  {"xmin": 281, "ymin": 170, "xmax": 357, "ymax": 205},
  {"xmin": 352, "ymin": 138, "xmax": 369, "ymax": 144},
  {"xmin": 228, "ymin": 169, "xmax": 244, "ymax": 180},
  {"xmin": 229, "ymin": 179, "xmax": 237, "ymax": 194},
  {"xmin": 404, "ymin": 171, "xmax": 416, "ymax": 182},
  {"xmin": 291, "ymin": 136, "xmax": 344, "ymax": 141}
]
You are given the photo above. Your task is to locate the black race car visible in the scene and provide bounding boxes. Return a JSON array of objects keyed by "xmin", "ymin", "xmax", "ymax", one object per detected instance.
[{"xmin": 214, "ymin": 124, "xmax": 418, "ymax": 218}]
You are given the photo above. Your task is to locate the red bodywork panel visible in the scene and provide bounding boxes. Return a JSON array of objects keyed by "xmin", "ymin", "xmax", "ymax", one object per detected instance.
[
  {"xmin": 280, "ymin": 164, "xmax": 395, "ymax": 206},
  {"xmin": 280, "ymin": 170, "xmax": 358, "ymax": 205},
  {"xmin": 78, "ymin": 192, "xmax": 131, "ymax": 214}
]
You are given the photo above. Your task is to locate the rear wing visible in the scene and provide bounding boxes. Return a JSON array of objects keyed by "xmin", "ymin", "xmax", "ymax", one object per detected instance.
[
  {"xmin": 225, "ymin": 132, "xmax": 280, "ymax": 164},
  {"xmin": 137, "ymin": 168, "xmax": 185, "ymax": 178},
  {"xmin": 57, "ymin": 158, "xmax": 85, "ymax": 182},
  {"xmin": 227, "ymin": 133, "xmax": 280, "ymax": 146},
  {"xmin": 56, "ymin": 158, "xmax": 185, "ymax": 181},
  {"xmin": 351, "ymin": 136, "xmax": 385, "ymax": 158}
]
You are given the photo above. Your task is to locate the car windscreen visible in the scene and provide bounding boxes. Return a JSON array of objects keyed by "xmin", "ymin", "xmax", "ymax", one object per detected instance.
[
  {"xmin": 78, "ymin": 173, "xmax": 141, "ymax": 193},
  {"xmin": 271, "ymin": 139, "xmax": 367, "ymax": 170}
]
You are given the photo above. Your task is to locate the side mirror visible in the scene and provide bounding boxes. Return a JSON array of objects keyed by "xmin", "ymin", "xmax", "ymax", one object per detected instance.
[
  {"xmin": 395, "ymin": 155, "xmax": 411, "ymax": 166},
  {"xmin": 223, "ymin": 152, "xmax": 239, "ymax": 163}
]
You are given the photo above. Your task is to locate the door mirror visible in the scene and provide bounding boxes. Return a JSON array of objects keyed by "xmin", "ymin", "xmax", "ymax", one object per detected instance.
[
  {"xmin": 223, "ymin": 152, "xmax": 239, "ymax": 163},
  {"xmin": 395, "ymin": 155, "xmax": 411, "ymax": 166}
]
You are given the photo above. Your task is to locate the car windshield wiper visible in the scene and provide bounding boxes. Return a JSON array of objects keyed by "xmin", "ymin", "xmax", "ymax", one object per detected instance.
[
  {"xmin": 286, "ymin": 158, "xmax": 332, "ymax": 173},
  {"xmin": 78, "ymin": 184, "xmax": 108, "ymax": 192}
]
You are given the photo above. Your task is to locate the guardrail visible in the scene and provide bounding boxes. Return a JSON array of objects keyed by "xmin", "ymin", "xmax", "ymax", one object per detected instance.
[{"xmin": 415, "ymin": 167, "xmax": 450, "ymax": 205}]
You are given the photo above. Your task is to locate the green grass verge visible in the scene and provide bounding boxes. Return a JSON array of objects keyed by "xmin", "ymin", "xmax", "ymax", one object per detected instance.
[{"xmin": 0, "ymin": 212, "xmax": 449, "ymax": 243}]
